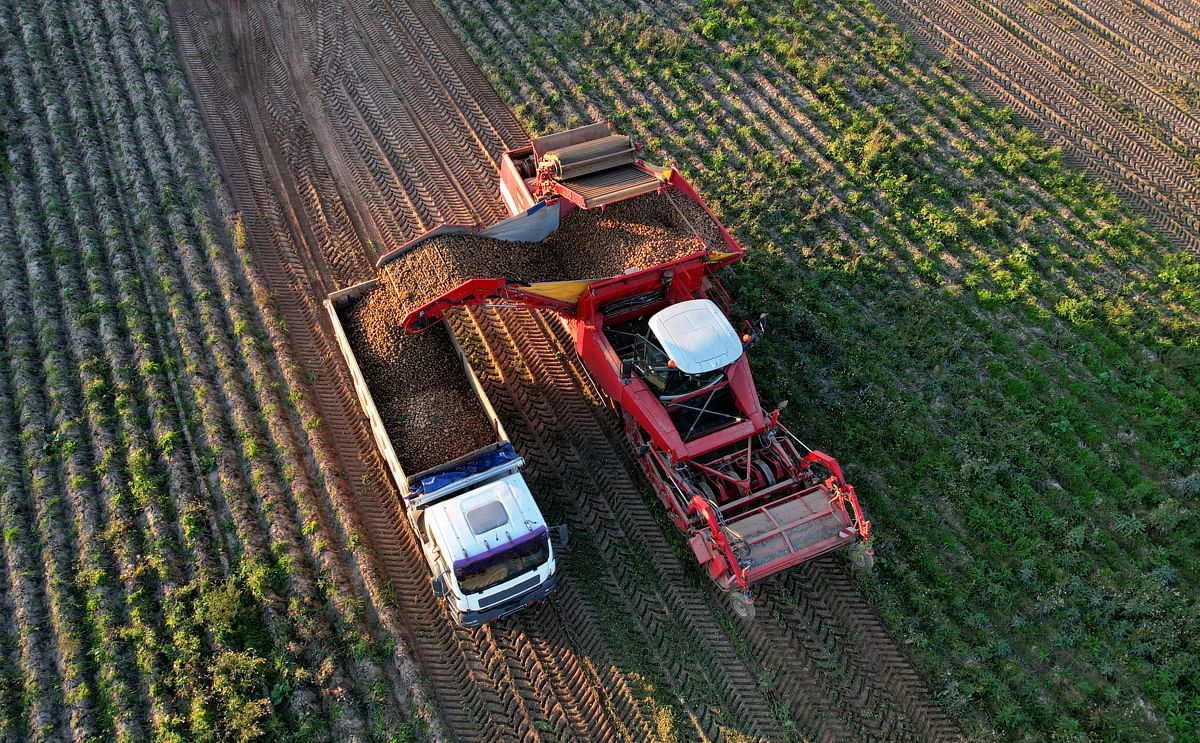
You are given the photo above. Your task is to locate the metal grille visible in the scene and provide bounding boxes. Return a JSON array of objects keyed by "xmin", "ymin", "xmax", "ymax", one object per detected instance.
[{"xmin": 477, "ymin": 574, "xmax": 541, "ymax": 610}]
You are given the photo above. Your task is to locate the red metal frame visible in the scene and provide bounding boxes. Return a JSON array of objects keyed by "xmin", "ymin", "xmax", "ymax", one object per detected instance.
[
  {"xmin": 402, "ymin": 140, "xmax": 872, "ymax": 598},
  {"xmin": 403, "ymin": 278, "xmax": 577, "ymax": 333}
]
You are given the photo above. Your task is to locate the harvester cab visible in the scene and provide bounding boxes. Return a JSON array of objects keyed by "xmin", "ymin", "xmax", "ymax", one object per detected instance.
[
  {"xmin": 645, "ymin": 299, "xmax": 743, "ymax": 394},
  {"xmin": 613, "ymin": 299, "xmax": 749, "ymax": 440}
]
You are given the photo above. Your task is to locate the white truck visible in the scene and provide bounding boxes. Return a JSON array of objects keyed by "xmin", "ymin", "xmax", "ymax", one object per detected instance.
[{"xmin": 327, "ymin": 278, "xmax": 559, "ymax": 626}]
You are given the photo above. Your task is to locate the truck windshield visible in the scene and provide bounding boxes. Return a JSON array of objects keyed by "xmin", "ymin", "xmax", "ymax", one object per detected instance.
[{"xmin": 457, "ymin": 535, "xmax": 550, "ymax": 595}]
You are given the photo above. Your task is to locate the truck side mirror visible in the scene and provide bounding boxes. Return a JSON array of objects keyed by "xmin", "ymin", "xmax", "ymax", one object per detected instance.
[
  {"xmin": 553, "ymin": 523, "xmax": 569, "ymax": 547},
  {"xmin": 430, "ymin": 574, "xmax": 449, "ymax": 599}
]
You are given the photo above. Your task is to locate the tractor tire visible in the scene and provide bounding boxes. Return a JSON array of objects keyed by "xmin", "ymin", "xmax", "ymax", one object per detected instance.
[
  {"xmin": 850, "ymin": 542, "xmax": 875, "ymax": 571},
  {"xmin": 729, "ymin": 591, "xmax": 756, "ymax": 619}
]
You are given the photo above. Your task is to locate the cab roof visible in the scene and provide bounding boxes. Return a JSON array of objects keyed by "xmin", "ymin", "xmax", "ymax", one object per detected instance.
[
  {"xmin": 648, "ymin": 299, "xmax": 743, "ymax": 374},
  {"xmin": 423, "ymin": 473, "xmax": 547, "ymax": 564}
]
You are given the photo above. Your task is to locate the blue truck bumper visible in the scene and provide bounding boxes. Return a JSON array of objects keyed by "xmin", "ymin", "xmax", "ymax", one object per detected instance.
[{"xmin": 458, "ymin": 573, "xmax": 559, "ymax": 628}]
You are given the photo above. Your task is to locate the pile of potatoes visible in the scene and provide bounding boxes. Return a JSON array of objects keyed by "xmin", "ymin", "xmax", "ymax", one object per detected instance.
[
  {"xmin": 382, "ymin": 192, "xmax": 724, "ymax": 320},
  {"xmin": 343, "ymin": 286, "xmax": 495, "ymax": 474}
]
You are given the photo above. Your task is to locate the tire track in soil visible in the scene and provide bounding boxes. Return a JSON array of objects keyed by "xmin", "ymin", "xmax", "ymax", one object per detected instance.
[
  {"xmin": 166, "ymin": 0, "xmax": 710, "ymax": 740},
  {"xmin": 166, "ymin": 0, "xmax": 960, "ymax": 739},
  {"xmin": 453, "ymin": 307, "xmax": 785, "ymax": 742}
]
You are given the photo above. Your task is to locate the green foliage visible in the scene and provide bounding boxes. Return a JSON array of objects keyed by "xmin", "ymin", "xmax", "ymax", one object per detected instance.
[
  {"xmin": 457, "ymin": 0, "xmax": 1200, "ymax": 737},
  {"xmin": 161, "ymin": 565, "xmax": 289, "ymax": 743}
]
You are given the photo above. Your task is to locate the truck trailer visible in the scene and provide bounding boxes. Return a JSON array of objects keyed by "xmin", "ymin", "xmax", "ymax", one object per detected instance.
[{"xmin": 326, "ymin": 279, "xmax": 558, "ymax": 626}]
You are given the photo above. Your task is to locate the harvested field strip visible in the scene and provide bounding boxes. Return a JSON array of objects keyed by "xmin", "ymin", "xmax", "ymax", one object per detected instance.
[
  {"xmin": 873, "ymin": 0, "xmax": 1200, "ymax": 252},
  {"xmin": 90, "ymin": 0, "xmax": 426, "ymax": 733},
  {"xmin": 164, "ymin": 0, "xmax": 569, "ymax": 736},
  {"xmin": 440, "ymin": 0, "xmax": 1200, "ymax": 738}
]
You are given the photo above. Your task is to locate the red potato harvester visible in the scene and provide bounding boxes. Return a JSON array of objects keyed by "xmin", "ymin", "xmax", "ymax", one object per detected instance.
[{"xmin": 383, "ymin": 122, "xmax": 873, "ymax": 618}]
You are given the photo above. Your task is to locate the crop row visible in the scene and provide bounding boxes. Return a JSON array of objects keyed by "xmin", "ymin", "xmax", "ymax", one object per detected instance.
[
  {"xmin": 0, "ymin": 0, "xmax": 425, "ymax": 740},
  {"xmin": 874, "ymin": 0, "xmax": 1200, "ymax": 252},
  {"xmin": 437, "ymin": 0, "xmax": 1200, "ymax": 738}
]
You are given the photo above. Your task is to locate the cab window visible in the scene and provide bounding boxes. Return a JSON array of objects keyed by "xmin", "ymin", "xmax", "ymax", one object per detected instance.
[{"xmin": 457, "ymin": 535, "xmax": 550, "ymax": 595}]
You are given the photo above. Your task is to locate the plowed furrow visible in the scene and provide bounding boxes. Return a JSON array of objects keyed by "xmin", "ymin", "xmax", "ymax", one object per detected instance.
[
  {"xmin": 875, "ymin": 0, "xmax": 1200, "ymax": 251},
  {"xmin": 464, "ymin": 308, "xmax": 789, "ymax": 742},
  {"xmin": 978, "ymin": 0, "xmax": 1200, "ymax": 149},
  {"xmin": 521, "ymin": 604, "xmax": 632, "ymax": 743},
  {"xmin": 344, "ymin": 0, "xmax": 505, "ymax": 206},
  {"xmin": 1061, "ymin": 0, "xmax": 1200, "ymax": 92},
  {"xmin": 365, "ymin": 0, "xmax": 525, "ymax": 163},
  {"xmin": 336, "ymin": 79, "xmax": 449, "ymax": 235}
]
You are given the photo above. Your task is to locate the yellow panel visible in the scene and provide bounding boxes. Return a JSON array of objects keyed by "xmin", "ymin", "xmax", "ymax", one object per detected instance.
[{"xmin": 522, "ymin": 279, "xmax": 596, "ymax": 303}]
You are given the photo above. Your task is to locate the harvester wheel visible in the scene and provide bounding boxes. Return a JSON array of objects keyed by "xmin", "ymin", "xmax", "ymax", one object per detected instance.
[
  {"xmin": 850, "ymin": 542, "xmax": 875, "ymax": 571},
  {"xmin": 729, "ymin": 591, "xmax": 756, "ymax": 619}
]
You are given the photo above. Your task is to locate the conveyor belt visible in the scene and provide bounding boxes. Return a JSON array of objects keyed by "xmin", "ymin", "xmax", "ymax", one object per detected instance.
[{"xmin": 559, "ymin": 165, "xmax": 662, "ymax": 208}]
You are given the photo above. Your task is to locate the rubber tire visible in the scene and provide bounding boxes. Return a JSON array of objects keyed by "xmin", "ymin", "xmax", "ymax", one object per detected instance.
[
  {"xmin": 729, "ymin": 591, "xmax": 756, "ymax": 620},
  {"xmin": 851, "ymin": 544, "xmax": 875, "ymax": 571}
]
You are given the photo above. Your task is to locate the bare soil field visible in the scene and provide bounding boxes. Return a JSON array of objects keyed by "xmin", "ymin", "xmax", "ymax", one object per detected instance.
[{"xmin": 872, "ymin": 0, "xmax": 1200, "ymax": 252}]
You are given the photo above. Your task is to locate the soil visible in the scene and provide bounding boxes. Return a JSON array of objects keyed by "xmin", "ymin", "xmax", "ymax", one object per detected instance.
[
  {"xmin": 342, "ymin": 286, "xmax": 495, "ymax": 474},
  {"xmin": 382, "ymin": 192, "xmax": 723, "ymax": 319}
]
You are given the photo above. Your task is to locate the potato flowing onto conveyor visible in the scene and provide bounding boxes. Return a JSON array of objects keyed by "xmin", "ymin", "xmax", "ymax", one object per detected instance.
[{"xmin": 380, "ymin": 192, "xmax": 724, "ymax": 320}]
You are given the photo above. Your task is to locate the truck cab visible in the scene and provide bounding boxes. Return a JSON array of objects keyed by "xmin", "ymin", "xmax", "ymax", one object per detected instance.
[
  {"xmin": 326, "ymin": 280, "xmax": 560, "ymax": 628},
  {"xmin": 421, "ymin": 471, "xmax": 557, "ymax": 626}
]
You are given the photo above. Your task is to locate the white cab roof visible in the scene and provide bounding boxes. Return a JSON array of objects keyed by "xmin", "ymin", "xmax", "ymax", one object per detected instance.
[
  {"xmin": 424, "ymin": 473, "xmax": 547, "ymax": 563},
  {"xmin": 648, "ymin": 299, "xmax": 742, "ymax": 374}
]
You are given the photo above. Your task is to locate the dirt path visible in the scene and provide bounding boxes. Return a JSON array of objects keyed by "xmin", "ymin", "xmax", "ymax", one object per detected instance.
[
  {"xmin": 165, "ymin": 0, "xmax": 959, "ymax": 739},
  {"xmin": 874, "ymin": 0, "xmax": 1200, "ymax": 252}
]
